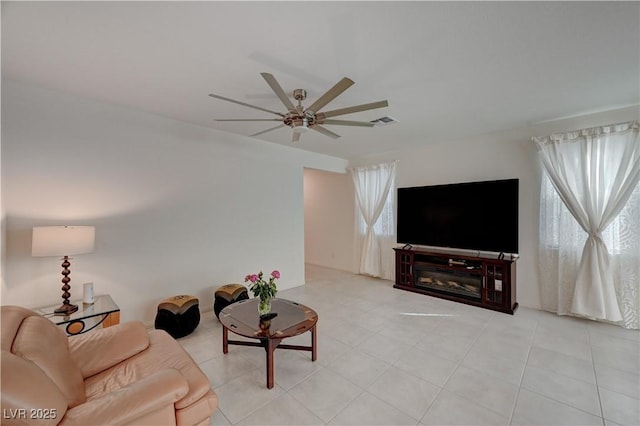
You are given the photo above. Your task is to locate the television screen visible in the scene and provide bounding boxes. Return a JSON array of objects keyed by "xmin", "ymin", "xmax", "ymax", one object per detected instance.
[{"xmin": 397, "ymin": 179, "xmax": 519, "ymax": 254}]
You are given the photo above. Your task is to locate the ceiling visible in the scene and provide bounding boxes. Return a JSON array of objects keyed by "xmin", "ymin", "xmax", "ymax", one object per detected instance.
[{"xmin": 2, "ymin": 1, "xmax": 638, "ymax": 159}]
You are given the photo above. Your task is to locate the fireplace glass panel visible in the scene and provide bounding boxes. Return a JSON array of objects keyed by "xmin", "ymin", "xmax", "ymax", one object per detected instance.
[{"xmin": 414, "ymin": 267, "xmax": 482, "ymax": 300}]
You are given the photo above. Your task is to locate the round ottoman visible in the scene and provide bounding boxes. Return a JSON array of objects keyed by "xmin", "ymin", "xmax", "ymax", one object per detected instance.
[
  {"xmin": 154, "ymin": 295, "xmax": 200, "ymax": 338},
  {"xmin": 214, "ymin": 284, "xmax": 249, "ymax": 319}
]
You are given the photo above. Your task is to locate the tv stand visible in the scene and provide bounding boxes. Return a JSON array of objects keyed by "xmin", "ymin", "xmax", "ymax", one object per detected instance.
[{"xmin": 393, "ymin": 247, "xmax": 517, "ymax": 314}]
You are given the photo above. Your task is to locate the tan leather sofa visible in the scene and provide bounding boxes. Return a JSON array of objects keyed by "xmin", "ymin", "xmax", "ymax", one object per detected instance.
[{"xmin": 1, "ymin": 305, "xmax": 218, "ymax": 425}]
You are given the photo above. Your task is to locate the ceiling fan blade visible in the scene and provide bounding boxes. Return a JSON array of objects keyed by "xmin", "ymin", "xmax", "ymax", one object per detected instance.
[
  {"xmin": 209, "ymin": 93, "xmax": 284, "ymax": 117},
  {"xmin": 261, "ymin": 73, "xmax": 297, "ymax": 113},
  {"xmin": 318, "ymin": 119, "xmax": 375, "ymax": 127},
  {"xmin": 292, "ymin": 132, "xmax": 301, "ymax": 143},
  {"xmin": 215, "ymin": 118, "xmax": 282, "ymax": 122},
  {"xmin": 311, "ymin": 125, "xmax": 341, "ymax": 139},
  {"xmin": 317, "ymin": 100, "xmax": 388, "ymax": 119},
  {"xmin": 305, "ymin": 77, "xmax": 355, "ymax": 114},
  {"xmin": 250, "ymin": 124, "xmax": 286, "ymax": 137}
]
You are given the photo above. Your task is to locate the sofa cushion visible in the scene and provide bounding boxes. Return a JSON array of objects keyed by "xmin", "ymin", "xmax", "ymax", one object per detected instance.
[
  {"xmin": 84, "ymin": 329, "xmax": 211, "ymax": 410},
  {"xmin": 12, "ymin": 316, "xmax": 86, "ymax": 408},
  {"xmin": 68, "ymin": 321, "xmax": 150, "ymax": 378},
  {"xmin": 1, "ymin": 350, "xmax": 68, "ymax": 426},
  {"xmin": 61, "ymin": 369, "xmax": 189, "ymax": 426}
]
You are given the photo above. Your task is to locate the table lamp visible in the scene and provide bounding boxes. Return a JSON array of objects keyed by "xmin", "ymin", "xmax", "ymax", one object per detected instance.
[{"xmin": 32, "ymin": 225, "xmax": 95, "ymax": 315}]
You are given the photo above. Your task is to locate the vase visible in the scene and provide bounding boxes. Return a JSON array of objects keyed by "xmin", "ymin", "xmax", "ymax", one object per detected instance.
[{"xmin": 258, "ymin": 296, "xmax": 271, "ymax": 316}]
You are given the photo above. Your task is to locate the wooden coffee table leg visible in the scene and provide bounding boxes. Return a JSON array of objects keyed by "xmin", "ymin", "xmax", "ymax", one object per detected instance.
[
  {"xmin": 222, "ymin": 326, "xmax": 229, "ymax": 354},
  {"xmin": 265, "ymin": 338, "xmax": 280, "ymax": 389},
  {"xmin": 311, "ymin": 325, "xmax": 317, "ymax": 361}
]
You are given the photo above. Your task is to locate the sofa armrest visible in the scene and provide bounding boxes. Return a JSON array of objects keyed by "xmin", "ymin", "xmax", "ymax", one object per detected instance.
[
  {"xmin": 68, "ymin": 321, "xmax": 150, "ymax": 378},
  {"xmin": 59, "ymin": 369, "xmax": 189, "ymax": 425}
]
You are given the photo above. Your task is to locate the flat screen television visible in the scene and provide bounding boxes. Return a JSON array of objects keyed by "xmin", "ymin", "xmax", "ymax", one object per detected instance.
[{"xmin": 397, "ymin": 178, "xmax": 519, "ymax": 254}]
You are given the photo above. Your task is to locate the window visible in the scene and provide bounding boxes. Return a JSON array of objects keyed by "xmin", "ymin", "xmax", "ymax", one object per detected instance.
[
  {"xmin": 541, "ymin": 171, "xmax": 640, "ymax": 256},
  {"xmin": 536, "ymin": 120, "xmax": 640, "ymax": 328},
  {"xmin": 357, "ymin": 175, "xmax": 395, "ymax": 239},
  {"xmin": 351, "ymin": 160, "xmax": 397, "ymax": 280}
]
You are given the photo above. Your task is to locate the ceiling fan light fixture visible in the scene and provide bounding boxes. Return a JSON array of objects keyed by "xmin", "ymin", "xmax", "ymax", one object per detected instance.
[{"xmin": 293, "ymin": 117, "xmax": 309, "ymax": 133}]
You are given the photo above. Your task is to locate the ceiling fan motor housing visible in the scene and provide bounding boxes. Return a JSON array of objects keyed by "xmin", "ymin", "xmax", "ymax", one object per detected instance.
[{"xmin": 285, "ymin": 115, "xmax": 310, "ymax": 132}]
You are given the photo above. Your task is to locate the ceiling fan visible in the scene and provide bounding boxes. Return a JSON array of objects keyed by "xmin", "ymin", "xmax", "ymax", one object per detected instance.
[{"xmin": 209, "ymin": 73, "xmax": 388, "ymax": 143}]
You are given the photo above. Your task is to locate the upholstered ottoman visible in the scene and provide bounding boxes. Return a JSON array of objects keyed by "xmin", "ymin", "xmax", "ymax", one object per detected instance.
[
  {"xmin": 214, "ymin": 284, "xmax": 249, "ymax": 319},
  {"xmin": 154, "ymin": 295, "xmax": 200, "ymax": 338}
]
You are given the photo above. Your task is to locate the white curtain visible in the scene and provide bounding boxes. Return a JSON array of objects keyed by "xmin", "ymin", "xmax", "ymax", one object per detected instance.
[
  {"xmin": 534, "ymin": 120, "xmax": 640, "ymax": 328},
  {"xmin": 350, "ymin": 161, "xmax": 397, "ymax": 280}
]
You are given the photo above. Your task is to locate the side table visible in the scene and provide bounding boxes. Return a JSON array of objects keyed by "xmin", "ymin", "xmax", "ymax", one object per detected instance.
[{"xmin": 34, "ymin": 294, "xmax": 120, "ymax": 335}]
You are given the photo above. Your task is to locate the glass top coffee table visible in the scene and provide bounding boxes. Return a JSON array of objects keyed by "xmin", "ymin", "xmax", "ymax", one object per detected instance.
[{"xmin": 219, "ymin": 298, "xmax": 318, "ymax": 389}]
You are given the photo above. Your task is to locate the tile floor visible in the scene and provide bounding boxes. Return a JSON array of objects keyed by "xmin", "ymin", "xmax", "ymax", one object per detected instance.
[{"xmin": 180, "ymin": 265, "xmax": 640, "ymax": 426}]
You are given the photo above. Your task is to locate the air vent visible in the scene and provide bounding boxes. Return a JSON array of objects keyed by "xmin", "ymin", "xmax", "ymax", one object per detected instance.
[{"xmin": 370, "ymin": 116, "xmax": 398, "ymax": 126}]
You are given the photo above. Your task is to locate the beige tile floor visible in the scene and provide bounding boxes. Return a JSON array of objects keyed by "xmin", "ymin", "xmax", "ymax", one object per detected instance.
[{"xmin": 180, "ymin": 265, "xmax": 640, "ymax": 426}]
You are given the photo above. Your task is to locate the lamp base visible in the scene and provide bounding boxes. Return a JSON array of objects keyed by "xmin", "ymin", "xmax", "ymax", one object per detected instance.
[
  {"xmin": 54, "ymin": 255, "xmax": 78, "ymax": 316},
  {"xmin": 54, "ymin": 302, "xmax": 79, "ymax": 316}
]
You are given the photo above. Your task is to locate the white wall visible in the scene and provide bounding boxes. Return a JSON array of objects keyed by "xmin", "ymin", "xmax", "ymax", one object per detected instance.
[
  {"xmin": 3, "ymin": 80, "xmax": 637, "ymax": 319},
  {"xmin": 303, "ymin": 168, "xmax": 354, "ymax": 272},
  {"xmin": 1, "ymin": 80, "xmax": 348, "ymax": 323},
  {"xmin": 347, "ymin": 106, "xmax": 639, "ymax": 310}
]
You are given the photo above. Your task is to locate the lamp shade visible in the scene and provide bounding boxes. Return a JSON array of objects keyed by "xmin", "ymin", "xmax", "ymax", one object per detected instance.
[{"xmin": 32, "ymin": 226, "xmax": 95, "ymax": 257}]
